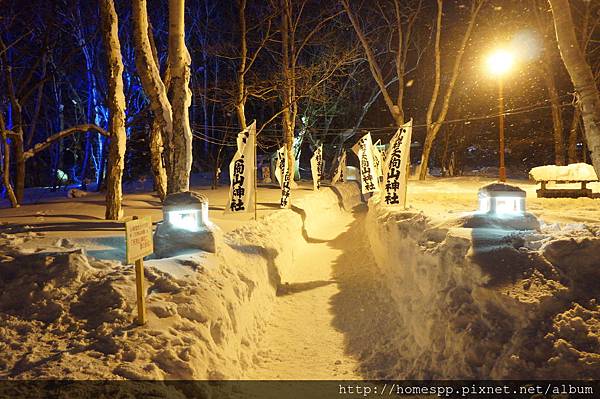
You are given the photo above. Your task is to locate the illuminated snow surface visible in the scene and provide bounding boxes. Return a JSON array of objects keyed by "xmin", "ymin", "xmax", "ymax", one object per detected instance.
[{"xmin": 0, "ymin": 176, "xmax": 598, "ymax": 384}]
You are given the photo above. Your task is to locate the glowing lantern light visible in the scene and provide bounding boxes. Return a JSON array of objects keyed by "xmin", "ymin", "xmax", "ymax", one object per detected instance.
[
  {"xmin": 162, "ymin": 192, "xmax": 210, "ymax": 231},
  {"xmin": 478, "ymin": 183, "xmax": 526, "ymax": 216},
  {"xmin": 166, "ymin": 205, "xmax": 209, "ymax": 232}
]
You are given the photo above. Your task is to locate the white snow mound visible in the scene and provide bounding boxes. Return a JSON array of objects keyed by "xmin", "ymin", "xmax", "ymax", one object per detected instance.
[{"xmin": 365, "ymin": 194, "xmax": 600, "ymax": 379}]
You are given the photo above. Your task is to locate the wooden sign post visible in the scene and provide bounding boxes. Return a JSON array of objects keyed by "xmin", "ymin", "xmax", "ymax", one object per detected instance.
[{"xmin": 125, "ymin": 216, "xmax": 154, "ymax": 325}]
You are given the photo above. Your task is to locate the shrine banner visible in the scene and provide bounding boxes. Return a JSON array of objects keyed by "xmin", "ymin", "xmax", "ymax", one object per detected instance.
[
  {"xmin": 310, "ymin": 144, "xmax": 323, "ymax": 191},
  {"xmin": 274, "ymin": 146, "xmax": 291, "ymax": 208},
  {"xmin": 225, "ymin": 121, "xmax": 256, "ymax": 213},
  {"xmin": 332, "ymin": 150, "xmax": 346, "ymax": 185},
  {"xmin": 382, "ymin": 120, "xmax": 412, "ymax": 207},
  {"xmin": 274, "ymin": 146, "xmax": 286, "ymax": 188},
  {"xmin": 353, "ymin": 133, "xmax": 380, "ymax": 194}
]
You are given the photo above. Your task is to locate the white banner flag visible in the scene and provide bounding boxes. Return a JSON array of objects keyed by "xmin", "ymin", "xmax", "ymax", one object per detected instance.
[
  {"xmin": 382, "ymin": 120, "xmax": 412, "ymax": 207},
  {"xmin": 310, "ymin": 144, "xmax": 323, "ymax": 191},
  {"xmin": 354, "ymin": 133, "xmax": 380, "ymax": 194},
  {"xmin": 275, "ymin": 146, "xmax": 292, "ymax": 208},
  {"xmin": 225, "ymin": 121, "xmax": 256, "ymax": 213},
  {"xmin": 332, "ymin": 150, "xmax": 346, "ymax": 185}
]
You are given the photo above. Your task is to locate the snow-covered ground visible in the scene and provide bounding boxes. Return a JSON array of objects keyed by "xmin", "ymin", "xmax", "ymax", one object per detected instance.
[
  {"xmin": 0, "ymin": 176, "xmax": 598, "ymax": 382},
  {"xmin": 368, "ymin": 176, "xmax": 600, "ymax": 379}
]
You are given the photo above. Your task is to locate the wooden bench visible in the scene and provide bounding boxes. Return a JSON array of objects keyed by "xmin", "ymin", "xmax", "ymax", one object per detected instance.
[{"xmin": 536, "ymin": 180, "xmax": 598, "ymax": 198}]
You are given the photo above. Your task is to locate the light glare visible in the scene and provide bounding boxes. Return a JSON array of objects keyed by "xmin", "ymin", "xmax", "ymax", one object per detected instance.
[{"xmin": 486, "ymin": 49, "xmax": 514, "ymax": 76}]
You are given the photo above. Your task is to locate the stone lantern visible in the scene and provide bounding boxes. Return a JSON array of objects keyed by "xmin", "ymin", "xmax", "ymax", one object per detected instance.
[
  {"xmin": 153, "ymin": 191, "xmax": 217, "ymax": 258},
  {"xmin": 478, "ymin": 183, "xmax": 526, "ymax": 215}
]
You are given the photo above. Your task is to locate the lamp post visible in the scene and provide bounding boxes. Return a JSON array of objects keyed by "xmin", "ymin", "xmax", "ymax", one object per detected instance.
[{"xmin": 486, "ymin": 49, "xmax": 514, "ymax": 182}]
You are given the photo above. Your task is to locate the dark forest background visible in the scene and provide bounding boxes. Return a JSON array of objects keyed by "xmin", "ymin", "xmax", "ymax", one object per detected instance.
[{"xmin": 0, "ymin": 0, "xmax": 598, "ymax": 194}]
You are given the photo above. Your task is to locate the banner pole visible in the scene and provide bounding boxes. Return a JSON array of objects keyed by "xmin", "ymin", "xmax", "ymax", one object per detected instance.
[
  {"xmin": 403, "ymin": 155, "xmax": 409, "ymax": 210},
  {"xmin": 254, "ymin": 125, "xmax": 258, "ymax": 221},
  {"xmin": 131, "ymin": 216, "xmax": 147, "ymax": 325},
  {"xmin": 403, "ymin": 120, "xmax": 413, "ymax": 210}
]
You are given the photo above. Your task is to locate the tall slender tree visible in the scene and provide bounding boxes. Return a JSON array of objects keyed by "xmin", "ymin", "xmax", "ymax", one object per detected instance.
[
  {"xmin": 133, "ymin": 0, "xmax": 192, "ymax": 195},
  {"xmin": 548, "ymin": 0, "xmax": 600, "ymax": 176},
  {"xmin": 167, "ymin": 0, "xmax": 193, "ymax": 193},
  {"xmin": 418, "ymin": 0, "xmax": 484, "ymax": 180},
  {"xmin": 99, "ymin": 0, "xmax": 127, "ymax": 220}
]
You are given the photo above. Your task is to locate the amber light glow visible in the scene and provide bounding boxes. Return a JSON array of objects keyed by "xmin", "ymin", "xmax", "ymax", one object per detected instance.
[{"xmin": 486, "ymin": 49, "xmax": 514, "ymax": 76}]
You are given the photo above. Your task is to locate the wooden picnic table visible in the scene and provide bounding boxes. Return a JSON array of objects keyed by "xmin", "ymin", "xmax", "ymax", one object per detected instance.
[{"xmin": 536, "ymin": 179, "xmax": 598, "ymax": 198}]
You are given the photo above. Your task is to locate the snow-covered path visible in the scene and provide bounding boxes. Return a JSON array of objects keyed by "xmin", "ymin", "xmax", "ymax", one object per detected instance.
[{"xmin": 245, "ymin": 204, "xmax": 401, "ymax": 379}]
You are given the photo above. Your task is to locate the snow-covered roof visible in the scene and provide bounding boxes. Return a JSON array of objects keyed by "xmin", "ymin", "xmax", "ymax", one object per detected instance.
[
  {"xmin": 529, "ymin": 163, "xmax": 598, "ymax": 182},
  {"xmin": 478, "ymin": 183, "xmax": 526, "ymax": 198}
]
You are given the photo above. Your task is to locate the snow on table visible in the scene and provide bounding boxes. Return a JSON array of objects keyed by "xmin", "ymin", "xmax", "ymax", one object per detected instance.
[{"xmin": 529, "ymin": 163, "xmax": 598, "ymax": 182}]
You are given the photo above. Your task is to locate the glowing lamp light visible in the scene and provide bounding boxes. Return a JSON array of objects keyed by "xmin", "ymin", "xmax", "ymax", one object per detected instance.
[
  {"xmin": 161, "ymin": 192, "xmax": 210, "ymax": 232},
  {"xmin": 478, "ymin": 183, "xmax": 526, "ymax": 216},
  {"xmin": 168, "ymin": 209, "xmax": 202, "ymax": 232},
  {"xmin": 486, "ymin": 49, "xmax": 514, "ymax": 76}
]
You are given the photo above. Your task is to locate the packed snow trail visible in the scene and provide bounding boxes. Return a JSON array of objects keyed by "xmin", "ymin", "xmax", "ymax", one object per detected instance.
[{"xmin": 245, "ymin": 204, "xmax": 402, "ymax": 379}]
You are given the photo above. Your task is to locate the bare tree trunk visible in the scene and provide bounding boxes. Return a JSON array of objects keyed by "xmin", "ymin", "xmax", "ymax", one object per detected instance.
[
  {"xmin": 340, "ymin": 0, "xmax": 403, "ymax": 127},
  {"xmin": 13, "ymin": 129, "xmax": 25, "ymax": 202},
  {"xmin": 132, "ymin": 0, "xmax": 173, "ymax": 193},
  {"xmin": 100, "ymin": 0, "xmax": 127, "ymax": 220},
  {"xmin": 549, "ymin": 0, "xmax": 600, "ymax": 176},
  {"xmin": 168, "ymin": 0, "xmax": 193, "ymax": 193},
  {"xmin": 567, "ymin": 107, "xmax": 581, "ymax": 163},
  {"xmin": 533, "ymin": 0, "xmax": 566, "ymax": 166},
  {"xmin": 0, "ymin": 115, "xmax": 18, "ymax": 208},
  {"xmin": 418, "ymin": 0, "xmax": 484, "ymax": 180},
  {"xmin": 148, "ymin": 23, "xmax": 168, "ymax": 201},
  {"xmin": 3, "ymin": 62, "xmax": 25, "ymax": 202},
  {"xmin": 541, "ymin": 62, "xmax": 566, "ymax": 165},
  {"xmin": 281, "ymin": 0, "xmax": 295, "ymax": 201},
  {"xmin": 236, "ymin": 0, "xmax": 248, "ymax": 130},
  {"xmin": 149, "ymin": 119, "xmax": 168, "ymax": 200}
]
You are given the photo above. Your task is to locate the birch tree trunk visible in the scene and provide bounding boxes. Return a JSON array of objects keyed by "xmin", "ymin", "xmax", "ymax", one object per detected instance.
[
  {"xmin": 132, "ymin": 0, "xmax": 173, "ymax": 195},
  {"xmin": 168, "ymin": 0, "xmax": 193, "ymax": 193},
  {"xmin": 148, "ymin": 23, "xmax": 168, "ymax": 201},
  {"xmin": 100, "ymin": 0, "xmax": 127, "ymax": 220},
  {"xmin": 281, "ymin": 0, "xmax": 295, "ymax": 202},
  {"xmin": 549, "ymin": 0, "xmax": 600, "ymax": 176}
]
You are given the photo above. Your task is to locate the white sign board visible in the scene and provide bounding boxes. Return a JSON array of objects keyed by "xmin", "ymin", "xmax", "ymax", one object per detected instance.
[{"xmin": 125, "ymin": 217, "xmax": 154, "ymax": 264}]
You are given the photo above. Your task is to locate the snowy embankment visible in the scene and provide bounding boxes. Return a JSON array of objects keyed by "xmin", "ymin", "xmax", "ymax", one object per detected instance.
[
  {"xmin": 0, "ymin": 183, "xmax": 361, "ymax": 379},
  {"xmin": 366, "ymin": 194, "xmax": 600, "ymax": 379}
]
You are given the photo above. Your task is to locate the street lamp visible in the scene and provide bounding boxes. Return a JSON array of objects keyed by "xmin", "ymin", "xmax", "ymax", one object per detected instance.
[{"xmin": 486, "ymin": 49, "xmax": 515, "ymax": 182}]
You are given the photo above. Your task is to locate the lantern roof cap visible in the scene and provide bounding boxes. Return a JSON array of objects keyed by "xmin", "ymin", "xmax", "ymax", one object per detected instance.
[
  {"xmin": 163, "ymin": 191, "xmax": 209, "ymax": 209},
  {"xmin": 478, "ymin": 183, "xmax": 526, "ymax": 197}
]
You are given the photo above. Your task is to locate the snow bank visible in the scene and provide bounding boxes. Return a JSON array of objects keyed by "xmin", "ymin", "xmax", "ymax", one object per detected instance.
[
  {"xmin": 365, "ymin": 195, "xmax": 600, "ymax": 379},
  {"xmin": 529, "ymin": 163, "xmax": 598, "ymax": 182},
  {"xmin": 0, "ymin": 183, "xmax": 362, "ymax": 380}
]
